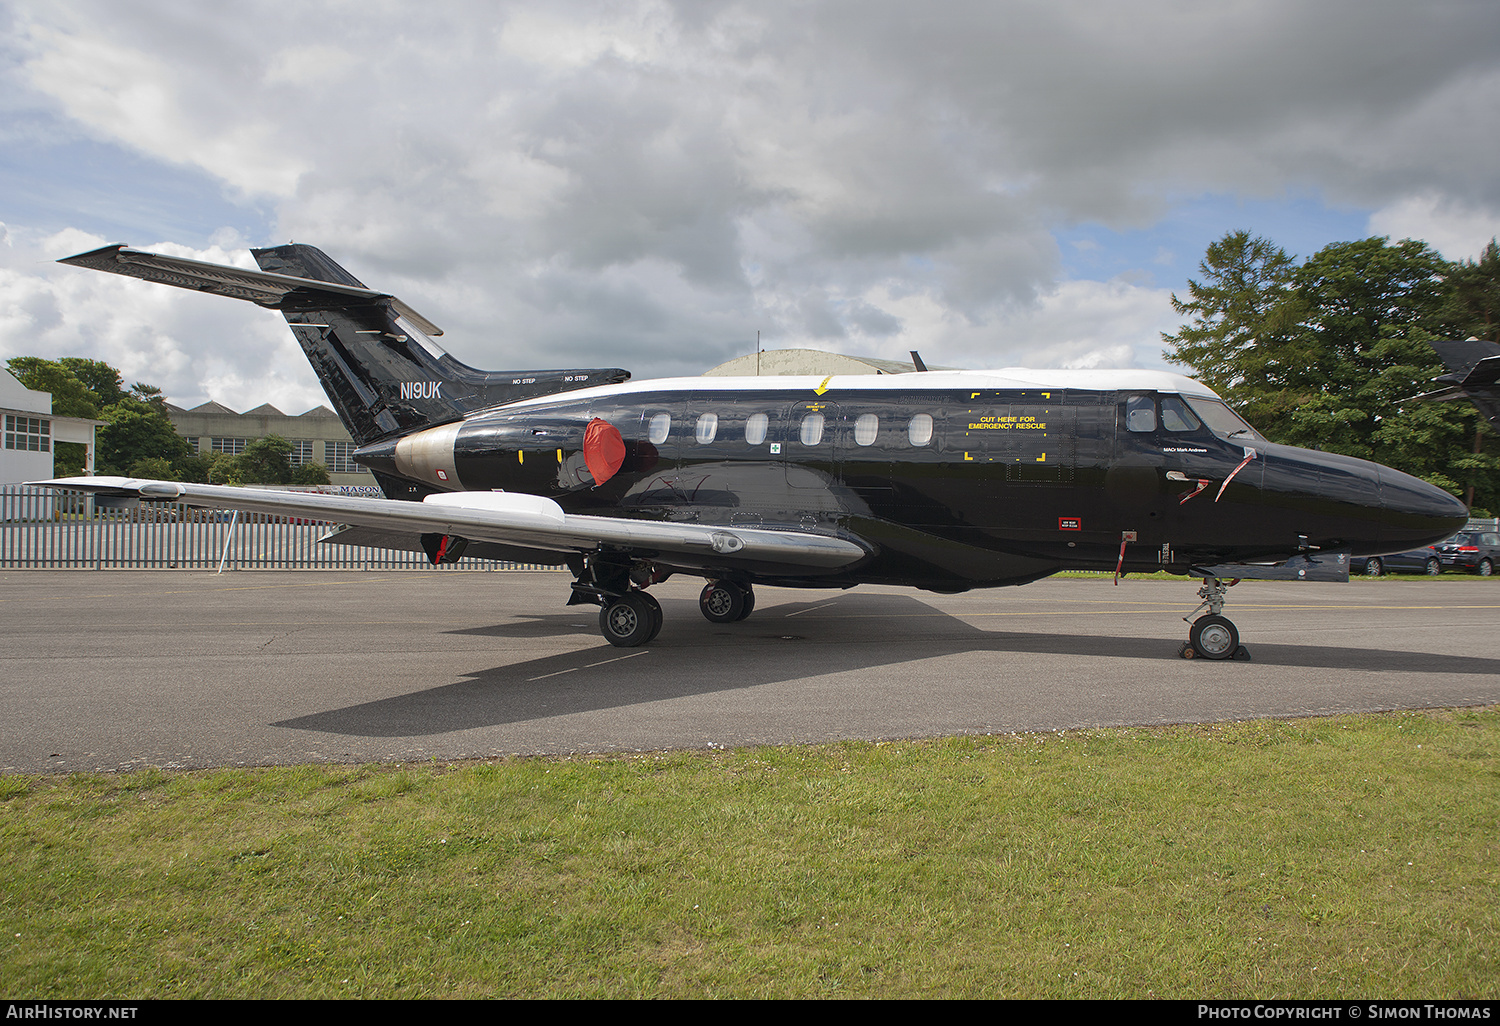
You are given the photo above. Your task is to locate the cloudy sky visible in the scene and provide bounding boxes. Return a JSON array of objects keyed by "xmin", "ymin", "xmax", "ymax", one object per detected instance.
[{"xmin": 2, "ymin": 0, "xmax": 1498, "ymax": 414}]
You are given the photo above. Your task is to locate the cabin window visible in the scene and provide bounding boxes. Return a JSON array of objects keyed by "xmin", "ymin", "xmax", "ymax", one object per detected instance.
[
  {"xmin": 907, "ymin": 413, "xmax": 933, "ymax": 446},
  {"xmin": 648, "ymin": 412, "xmax": 671, "ymax": 444},
  {"xmin": 1125, "ymin": 396, "xmax": 1156, "ymax": 432},
  {"xmin": 799, "ymin": 413, "xmax": 825, "ymax": 446},
  {"xmin": 744, "ymin": 412, "xmax": 768, "ymax": 445},
  {"xmin": 854, "ymin": 413, "xmax": 879, "ymax": 446},
  {"xmin": 1160, "ymin": 396, "xmax": 1202, "ymax": 432},
  {"xmin": 695, "ymin": 413, "xmax": 718, "ymax": 444}
]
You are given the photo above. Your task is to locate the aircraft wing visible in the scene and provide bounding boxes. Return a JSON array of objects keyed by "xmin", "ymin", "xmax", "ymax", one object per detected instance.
[{"xmin": 34, "ymin": 478, "xmax": 869, "ymax": 573}]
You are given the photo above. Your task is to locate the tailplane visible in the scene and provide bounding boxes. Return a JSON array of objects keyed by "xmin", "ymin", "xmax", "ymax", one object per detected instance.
[
  {"xmin": 1420, "ymin": 339, "xmax": 1500, "ymax": 429},
  {"xmin": 59, "ymin": 244, "xmax": 630, "ymax": 446}
]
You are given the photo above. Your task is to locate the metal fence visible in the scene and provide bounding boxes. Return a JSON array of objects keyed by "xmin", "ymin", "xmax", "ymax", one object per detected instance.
[{"xmin": 0, "ymin": 485, "xmax": 560, "ymax": 571}]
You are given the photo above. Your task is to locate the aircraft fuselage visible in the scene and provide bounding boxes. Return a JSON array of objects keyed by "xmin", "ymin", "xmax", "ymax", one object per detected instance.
[{"xmin": 353, "ymin": 370, "xmax": 1469, "ymax": 591}]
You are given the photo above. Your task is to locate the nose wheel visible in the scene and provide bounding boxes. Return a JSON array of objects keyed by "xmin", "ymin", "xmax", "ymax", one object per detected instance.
[{"xmin": 1180, "ymin": 576, "xmax": 1251, "ymax": 660}]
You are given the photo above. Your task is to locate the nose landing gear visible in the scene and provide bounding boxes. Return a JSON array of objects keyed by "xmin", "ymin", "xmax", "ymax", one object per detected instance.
[{"xmin": 1180, "ymin": 576, "xmax": 1251, "ymax": 660}]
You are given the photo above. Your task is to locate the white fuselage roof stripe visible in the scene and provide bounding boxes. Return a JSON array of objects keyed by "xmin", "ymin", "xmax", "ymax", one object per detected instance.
[{"xmin": 484, "ymin": 368, "xmax": 1224, "ymax": 416}]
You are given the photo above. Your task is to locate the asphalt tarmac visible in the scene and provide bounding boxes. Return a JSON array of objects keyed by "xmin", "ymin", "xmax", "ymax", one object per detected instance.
[{"xmin": 3, "ymin": 570, "xmax": 1498, "ymax": 773}]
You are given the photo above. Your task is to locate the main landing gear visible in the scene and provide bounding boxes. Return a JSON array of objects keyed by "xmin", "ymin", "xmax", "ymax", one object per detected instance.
[
  {"xmin": 595, "ymin": 580, "xmax": 757, "ymax": 647},
  {"xmin": 699, "ymin": 579, "xmax": 755, "ymax": 623},
  {"xmin": 599, "ymin": 591, "xmax": 664, "ymax": 647},
  {"xmin": 1179, "ymin": 576, "xmax": 1251, "ymax": 661},
  {"xmin": 574, "ymin": 556, "xmax": 758, "ymax": 647}
]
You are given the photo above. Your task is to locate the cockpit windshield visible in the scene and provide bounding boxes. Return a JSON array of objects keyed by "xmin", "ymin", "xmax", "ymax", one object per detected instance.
[{"xmin": 1183, "ymin": 397, "xmax": 1264, "ymax": 443}]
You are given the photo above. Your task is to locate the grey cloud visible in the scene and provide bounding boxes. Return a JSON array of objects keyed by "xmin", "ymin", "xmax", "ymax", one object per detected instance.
[{"xmin": 5, "ymin": 0, "xmax": 1499, "ymax": 399}]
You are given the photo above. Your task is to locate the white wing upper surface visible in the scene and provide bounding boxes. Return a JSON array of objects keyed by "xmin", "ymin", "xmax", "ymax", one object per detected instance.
[{"xmin": 34, "ymin": 478, "xmax": 869, "ymax": 571}]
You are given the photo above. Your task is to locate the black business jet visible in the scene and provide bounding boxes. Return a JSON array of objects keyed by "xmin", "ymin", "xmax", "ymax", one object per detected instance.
[{"xmin": 40, "ymin": 243, "xmax": 1469, "ymax": 659}]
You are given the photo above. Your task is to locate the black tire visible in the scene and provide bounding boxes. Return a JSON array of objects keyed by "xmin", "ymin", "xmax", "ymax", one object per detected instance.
[
  {"xmin": 1479, "ymin": 559, "xmax": 1493, "ymax": 578},
  {"xmin": 1425, "ymin": 557, "xmax": 1441, "ymax": 575},
  {"xmin": 600, "ymin": 593, "xmax": 656, "ymax": 647},
  {"xmin": 638, "ymin": 592, "xmax": 664, "ymax": 642},
  {"xmin": 1364, "ymin": 558, "xmax": 1383, "ymax": 577},
  {"xmin": 735, "ymin": 587, "xmax": 756, "ymax": 622},
  {"xmin": 1189, "ymin": 614, "xmax": 1239, "ymax": 660},
  {"xmin": 699, "ymin": 581, "xmax": 746, "ymax": 624}
]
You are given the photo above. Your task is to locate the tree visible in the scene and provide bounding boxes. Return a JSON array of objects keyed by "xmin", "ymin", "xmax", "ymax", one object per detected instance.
[
  {"xmin": 1161, "ymin": 230, "xmax": 1300, "ymax": 406},
  {"xmin": 1440, "ymin": 238, "xmax": 1500, "ymax": 342},
  {"xmin": 97, "ymin": 399, "xmax": 191, "ymax": 475},
  {"xmin": 1165, "ymin": 232, "xmax": 1500, "ymax": 514},
  {"xmin": 6, "ymin": 357, "xmax": 100, "ymax": 418}
]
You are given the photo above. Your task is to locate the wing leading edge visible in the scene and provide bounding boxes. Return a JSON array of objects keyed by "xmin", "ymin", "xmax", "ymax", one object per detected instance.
[{"xmin": 33, "ymin": 478, "xmax": 870, "ymax": 574}]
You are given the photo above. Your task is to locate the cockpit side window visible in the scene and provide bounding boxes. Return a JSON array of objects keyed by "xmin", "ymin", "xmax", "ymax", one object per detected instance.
[
  {"xmin": 1124, "ymin": 395, "xmax": 1156, "ymax": 433},
  {"xmin": 1160, "ymin": 396, "xmax": 1202, "ymax": 432}
]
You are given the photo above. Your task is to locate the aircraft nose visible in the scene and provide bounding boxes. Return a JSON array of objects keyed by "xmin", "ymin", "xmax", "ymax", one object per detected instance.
[{"xmin": 1378, "ymin": 466, "xmax": 1470, "ymax": 548}]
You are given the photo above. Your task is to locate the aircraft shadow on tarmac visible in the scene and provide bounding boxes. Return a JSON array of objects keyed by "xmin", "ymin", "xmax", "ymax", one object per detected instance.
[{"xmin": 273, "ymin": 593, "xmax": 1500, "ymax": 738}]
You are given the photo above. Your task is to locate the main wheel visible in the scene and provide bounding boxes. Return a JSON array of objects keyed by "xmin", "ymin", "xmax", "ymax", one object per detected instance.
[
  {"xmin": 736, "ymin": 586, "xmax": 756, "ymax": 621},
  {"xmin": 1425, "ymin": 557, "xmax": 1441, "ymax": 575},
  {"xmin": 1364, "ymin": 557, "xmax": 1383, "ymax": 577},
  {"xmin": 699, "ymin": 581, "xmax": 746, "ymax": 623},
  {"xmin": 600, "ymin": 593, "xmax": 657, "ymax": 647},
  {"xmin": 638, "ymin": 591, "xmax": 664, "ymax": 642},
  {"xmin": 1189, "ymin": 614, "xmax": 1239, "ymax": 660}
]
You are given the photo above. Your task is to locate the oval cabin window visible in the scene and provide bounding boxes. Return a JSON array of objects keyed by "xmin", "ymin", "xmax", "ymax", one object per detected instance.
[
  {"xmin": 907, "ymin": 413, "xmax": 933, "ymax": 446},
  {"xmin": 745, "ymin": 412, "xmax": 768, "ymax": 445},
  {"xmin": 695, "ymin": 413, "xmax": 718, "ymax": 444}
]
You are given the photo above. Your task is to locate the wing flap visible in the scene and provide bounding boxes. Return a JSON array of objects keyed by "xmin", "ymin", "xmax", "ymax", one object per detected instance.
[{"xmin": 34, "ymin": 478, "xmax": 869, "ymax": 571}]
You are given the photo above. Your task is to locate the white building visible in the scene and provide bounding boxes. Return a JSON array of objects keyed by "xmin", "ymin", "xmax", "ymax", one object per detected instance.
[{"xmin": 0, "ymin": 368, "xmax": 105, "ymax": 485}]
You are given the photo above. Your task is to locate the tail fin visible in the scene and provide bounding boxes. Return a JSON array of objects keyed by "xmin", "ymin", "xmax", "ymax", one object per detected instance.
[{"xmin": 58, "ymin": 244, "xmax": 630, "ymax": 446}]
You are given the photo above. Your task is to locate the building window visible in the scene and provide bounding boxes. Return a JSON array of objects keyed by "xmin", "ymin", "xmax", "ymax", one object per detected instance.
[
  {"xmin": 4, "ymin": 415, "xmax": 50, "ymax": 452},
  {"xmin": 181, "ymin": 435, "xmax": 200, "ymax": 454},
  {"xmin": 289, "ymin": 440, "xmax": 315, "ymax": 466},
  {"xmin": 211, "ymin": 437, "xmax": 248, "ymax": 455},
  {"xmin": 325, "ymin": 441, "xmax": 357, "ymax": 474}
]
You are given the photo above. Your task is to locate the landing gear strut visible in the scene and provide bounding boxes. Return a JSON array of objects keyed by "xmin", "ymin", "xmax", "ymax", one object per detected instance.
[{"xmin": 1180, "ymin": 576, "xmax": 1250, "ymax": 660}]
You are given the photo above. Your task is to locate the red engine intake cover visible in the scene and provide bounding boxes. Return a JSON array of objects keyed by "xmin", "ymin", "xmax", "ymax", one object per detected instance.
[{"xmin": 583, "ymin": 418, "xmax": 625, "ymax": 486}]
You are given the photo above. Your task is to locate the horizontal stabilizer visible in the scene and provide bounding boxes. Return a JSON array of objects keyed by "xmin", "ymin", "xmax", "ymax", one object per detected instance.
[{"xmin": 58, "ymin": 244, "xmax": 443, "ymax": 336}]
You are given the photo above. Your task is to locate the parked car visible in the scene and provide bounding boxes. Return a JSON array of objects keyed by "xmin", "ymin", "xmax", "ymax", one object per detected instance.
[
  {"xmin": 1353, "ymin": 544, "xmax": 1445, "ymax": 577},
  {"xmin": 1434, "ymin": 530, "xmax": 1500, "ymax": 575}
]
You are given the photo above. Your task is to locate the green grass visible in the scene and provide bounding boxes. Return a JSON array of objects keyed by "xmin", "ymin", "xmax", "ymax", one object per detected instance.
[{"xmin": 2, "ymin": 710, "xmax": 1496, "ymax": 998}]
